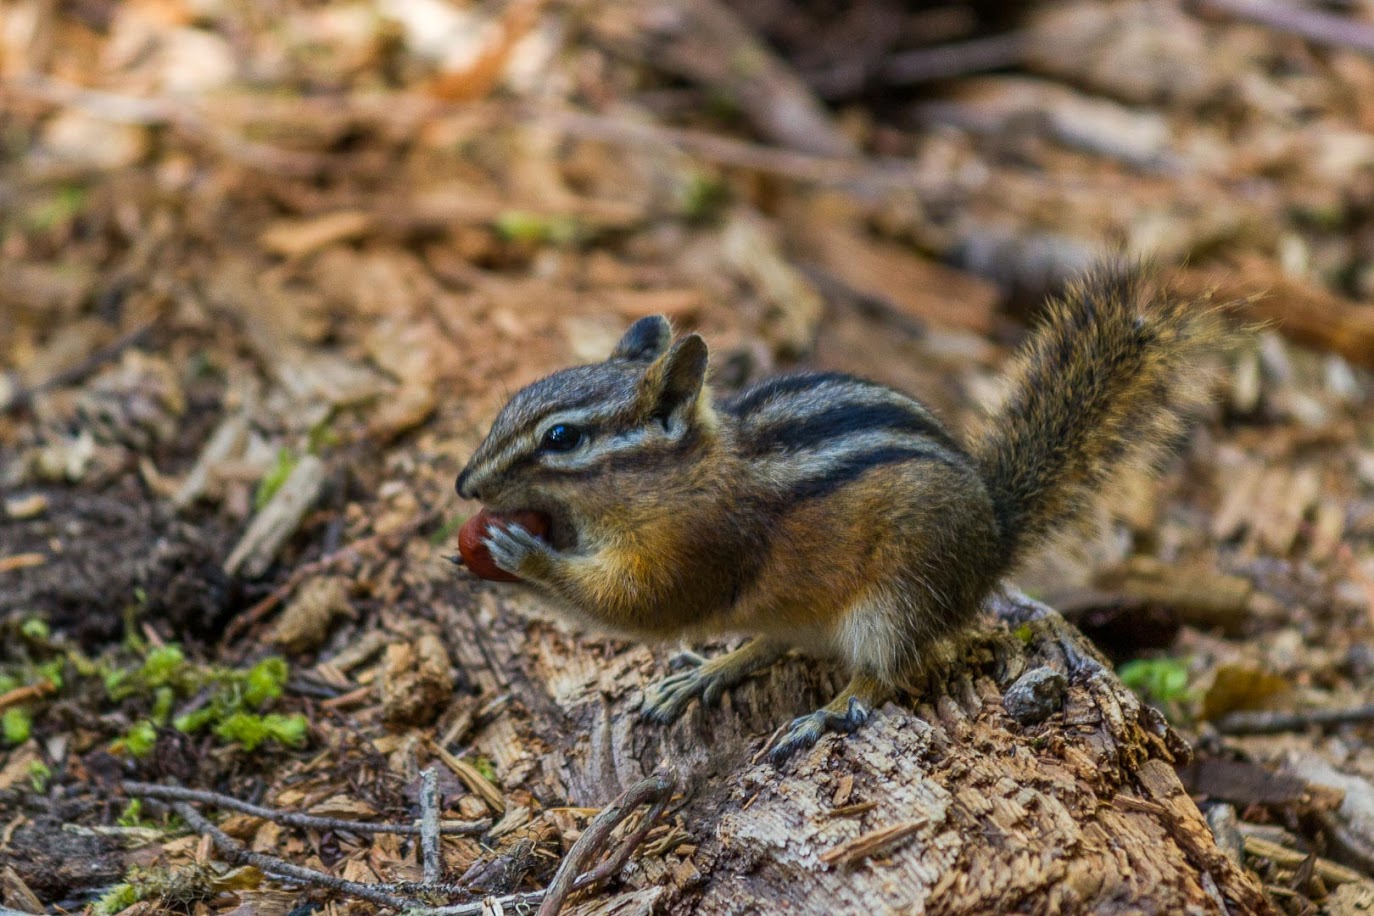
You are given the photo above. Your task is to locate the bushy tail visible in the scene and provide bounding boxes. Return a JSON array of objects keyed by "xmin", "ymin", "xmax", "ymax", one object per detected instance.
[{"xmin": 971, "ymin": 263, "xmax": 1230, "ymax": 569}]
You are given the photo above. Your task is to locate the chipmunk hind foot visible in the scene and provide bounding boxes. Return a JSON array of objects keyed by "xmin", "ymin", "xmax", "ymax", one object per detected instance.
[{"xmin": 769, "ymin": 673, "xmax": 893, "ymax": 763}]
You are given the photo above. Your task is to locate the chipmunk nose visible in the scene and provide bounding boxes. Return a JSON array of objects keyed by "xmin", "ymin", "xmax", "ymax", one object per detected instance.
[{"xmin": 456, "ymin": 468, "xmax": 481, "ymax": 501}]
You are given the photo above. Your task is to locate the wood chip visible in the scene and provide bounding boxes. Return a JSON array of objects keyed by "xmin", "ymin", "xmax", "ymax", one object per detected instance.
[
  {"xmin": 430, "ymin": 741, "xmax": 507, "ymax": 816},
  {"xmin": 832, "ymin": 775, "xmax": 854, "ymax": 808},
  {"xmin": 819, "ymin": 819, "xmax": 926, "ymax": 867},
  {"xmin": 4, "ymin": 494, "xmax": 47, "ymax": 519},
  {"xmin": 260, "ymin": 211, "xmax": 373, "ymax": 258},
  {"xmin": 223, "ymin": 454, "xmax": 326, "ymax": 578},
  {"xmin": 1244, "ymin": 835, "xmax": 1366, "ymax": 886},
  {"xmin": 0, "ymin": 553, "xmax": 46, "ymax": 574}
]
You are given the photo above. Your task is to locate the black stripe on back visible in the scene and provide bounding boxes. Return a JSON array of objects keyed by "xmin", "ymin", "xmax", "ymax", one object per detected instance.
[
  {"xmin": 725, "ymin": 372, "xmax": 865, "ymax": 416},
  {"xmin": 785, "ymin": 444, "xmax": 960, "ymax": 502},
  {"xmin": 745, "ymin": 399, "xmax": 963, "ymax": 457}
]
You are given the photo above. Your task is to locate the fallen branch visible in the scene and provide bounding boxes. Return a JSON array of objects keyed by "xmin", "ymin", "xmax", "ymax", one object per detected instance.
[
  {"xmin": 537, "ymin": 773, "xmax": 676, "ymax": 916},
  {"xmin": 163, "ymin": 798, "xmax": 414, "ymax": 909},
  {"xmin": 4, "ymin": 76, "xmax": 335, "ymax": 177},
  {"xmin": 123, "ymin": 777, "xmax": 670, "ymax": 914},
  {"xmin": 0, "ymin": 680, "xmax": 56, "ymax": 713},
  {"xmin": 421, "ymin": 766, "xmax": 443, "ymax": 884},
  {"xmin": 1193, "ymin": 0, "xmax": 1374, "ymax": 56},
  {"xmin": 0, "ymin": 316, "xmax": 159, "ymax": 413},
  {"xmin": 811, "ymin": 32, "xmax": 1028, "ymax": 98},
  {"xmin": 1215, "ymin": 705, "xmax": 1374, "ymax": 736},
  {"xmin": 122, "ymin": 780, "xmax": 488, "ymax": 836}
]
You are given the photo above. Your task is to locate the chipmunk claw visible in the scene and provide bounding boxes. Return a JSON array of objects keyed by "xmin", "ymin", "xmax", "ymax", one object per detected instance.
[
  {"xmin": 769, "ymin": 697, "xmax": 870, "ymax": 763},
  {"xmin": 642, "ymin": 666, "xmax": 713, "ymax": 724},
  {"xmin": 482, "ymin": 523, "xmax": 551, "ymax": 577},
  {"xmin": 667, "ymin": 650, "xmax": 708, "ymax": 670}
]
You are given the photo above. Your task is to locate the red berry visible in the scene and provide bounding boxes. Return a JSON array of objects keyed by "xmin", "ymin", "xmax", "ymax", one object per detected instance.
[{"xmin": 457, "ymin": 508, "xmax": 552, "ymax": 582}]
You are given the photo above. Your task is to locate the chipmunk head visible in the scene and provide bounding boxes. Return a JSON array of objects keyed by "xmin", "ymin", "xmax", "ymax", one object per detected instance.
[{"xmin": 456, "ymin": 316, "xmax": 713, "ymax": 548}]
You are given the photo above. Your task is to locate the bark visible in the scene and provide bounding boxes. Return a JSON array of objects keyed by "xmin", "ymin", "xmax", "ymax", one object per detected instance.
[{"xmin": 435, "ymin": 581, "xmax": 1273, "ymax": 915}]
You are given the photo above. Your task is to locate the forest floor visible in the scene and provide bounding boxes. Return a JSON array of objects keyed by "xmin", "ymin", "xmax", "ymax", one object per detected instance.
[{"xmin": 3, "ymin": 0, "xmax": 1374, "ymax": 913}]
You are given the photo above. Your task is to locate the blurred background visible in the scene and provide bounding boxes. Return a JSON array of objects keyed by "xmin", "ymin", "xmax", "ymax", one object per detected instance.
[{"xmin": 3, "ymin": 0, "xmax": 1374, "ymax": 912}]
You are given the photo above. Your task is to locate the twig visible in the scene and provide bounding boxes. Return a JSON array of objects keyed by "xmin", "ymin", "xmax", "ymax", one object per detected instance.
[
  {"xmin": 545, "ymin": 109, "xmax": 929, "ymax": 193},
  {"xmin": 0, "ymin": 680, "xmax": 56, "ymax": 712},
  {"xmin": 5, "ymin": 75, "xmax": 334, "ymax": 176},
  {"xmin": 410, "ymin": 891, "xmax": 548, "ymax": 915},
  {"xmin": 6, "ymin": 74, "xmax": 941, "ymax": 199},
  {"xmin": 1214, "ymin": 705, "xmax": 1374, "ymax": 735},
  {"xmin": 421, "ymin": 766, "xmax": 442, "ymax": 884},
  {"xmin": 1193, "ymin": 0, "xmax": 1374, "ymax": 56},
  {"xmin": 1242, "ymin": 834, "xmax": 1366, "ymax": 886},
  {"xmin": 536, "ymin": 774, "xmax": 675, "ymax": 916},
  {"xmin": 122, "ymin": 781, "xmax": 488, "ymax": 836},
  {"xmin": 223, "ymin": 454, "xmax": 327, "ymax": 578},
  {"xmin": 164, "ymin": 799, "xmax": 414, "ymax": 909},
  {"xmin": 819, "ymin": 819, "xmax": 926, "ymax": 867},
  {"xmin": 640, "ymin": 0, "xmax": 855, "ymax": 157},
  {"xmin": 810, "ymin": 32, "xmax": 1027, "ymax": 98},
  {"xmin": 1, "ymin": 317, "xmax": 159, "ymax": 413}
]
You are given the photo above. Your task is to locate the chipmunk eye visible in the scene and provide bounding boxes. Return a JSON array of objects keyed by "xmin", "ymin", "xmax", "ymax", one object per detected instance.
[{"xmin": 540, "ymin": 423, "xmax": 583, "ymax": 453}]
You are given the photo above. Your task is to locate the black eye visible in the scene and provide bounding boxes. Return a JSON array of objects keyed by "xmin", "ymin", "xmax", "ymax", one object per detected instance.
[{"xmin": 540, "ymin": 423, "xmax": 583, "ymax": 452}]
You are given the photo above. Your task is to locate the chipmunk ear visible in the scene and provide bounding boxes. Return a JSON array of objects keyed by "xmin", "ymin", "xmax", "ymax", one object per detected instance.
[
  {"xmin": 610, "ymin": 315, "xmax": 671, "ymax": 364},
  {"xmin": 640, "ymin": 334, "xmax": 708, "ymax": 428}
]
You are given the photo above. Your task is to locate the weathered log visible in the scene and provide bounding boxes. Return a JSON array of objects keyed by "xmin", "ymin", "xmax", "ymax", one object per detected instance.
[{"xmin": 435, "ymin": 580, "xmax": 1274, "ymax": 914}]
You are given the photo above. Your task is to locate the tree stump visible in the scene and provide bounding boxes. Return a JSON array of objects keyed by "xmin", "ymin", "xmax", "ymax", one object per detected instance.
[{"xmin": 436, "ymin": 579, "xmax": 1273, "ymax": 915}]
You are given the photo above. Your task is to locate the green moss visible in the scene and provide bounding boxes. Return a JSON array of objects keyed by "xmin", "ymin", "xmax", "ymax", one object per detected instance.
[
  {"xmin": 23, "ymin": 184, "xmax": 87, "ymax": 231},
  {"xmin": 35, "ymin": 658, "xmax": 64, "ymax": 690},
  {"xmin": 28, "ymin": 759, "xmax": 51, "ymax": 792},
  {"xmin": 118, "ymin": 799, "xmax": 145, "ymax": 828},
  {"xmin": 1118, "ymin": 657, "xmax": 1192, "ymax": 705},
  {"xmin": 105, "ymin": 644, "xmax": 190, "ymax": 700},
  {"xmin": 494, "ymin": 210, "xmax": 581, "ymax": 245},
  {"xmin": 471, "ymin": 756, "xmax": 498, "ymax": 782},
  {"xmin": 212, "ymin": 712, "xmax": 308, "ymax": 751},
  {"xmin": 679, "ymin": 173, "xmax": 730, "ymax": 222},
  {"xmin": 92, "ymin": 863, "xmax": 259, "ymax": 914},
  {"xmin": 94, "ymin": 881, "xmax": 140, "ymax": 915},
  {"xmin": 20, "ymin": 617, "xmax": 50, "ymax": 641},
  {"xmin": 112, "ymin": 720, "xmax": 158, "ymax": 758},
  {"xmin": 242, "ymin": 657, "xmax": 288, "ymax": 707},
  {"xmin": 307, "ymin": 414, "xmax": 340, "ymax": 454},
  {"xmin": 2, "ymin": 707, "xmax": 31, "ymax": 745},
  {"xmin": 254, "ymin": 448, "xmax": 298, "ymax": 510}
]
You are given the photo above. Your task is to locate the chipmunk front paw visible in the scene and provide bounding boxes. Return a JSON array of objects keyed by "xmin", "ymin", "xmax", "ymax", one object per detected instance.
[
  {"xmin": 482, "ymin": 523, "xmax": 556, "ymax": 581},
  {"xmin": 769, "ymin": 697, "xmax": 870, "ymax": 763}
]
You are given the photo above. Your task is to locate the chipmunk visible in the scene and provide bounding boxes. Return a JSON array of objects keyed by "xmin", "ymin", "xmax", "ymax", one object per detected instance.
[{"xmin": 455, "ymin": 263, "xmax": 1226, "ymax": 760}]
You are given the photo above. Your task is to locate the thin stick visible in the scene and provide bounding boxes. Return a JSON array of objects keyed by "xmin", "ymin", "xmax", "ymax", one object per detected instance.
[
  {"xmin": 421, "ymin": 766, "xmax": 442, "ymax": 883},
  {"xmin": 1, "ymin": 317, "xmax": 158, "ymax": 413},
  {"xmin": 537, "ymin": 774, "xmax": 675, "ymax": 916},
  {"xmin": 811, "ymin": 32, "xmax": 1027, "ymax": 98},
  {"xmin": 1214, "ymin": 705, "xmax": 1374, "ymax": 735},
  {"xmin": 1194, "ymin": 0, "xmax": 1374, "ymax": 56},
  {"xmin": 165, "ymin": 800, "xmax": 413, "ymax": 909},
  {"xmin": 410, "ymin": 891, "xmax": 548, "ymax": 915},
  {"xmin": 0, "ymin": 681, "xmax": 56, "ymax": 713},
  {"xmin": 123, "ymin": 781, "xmax": 487, "ymax": 836}
]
